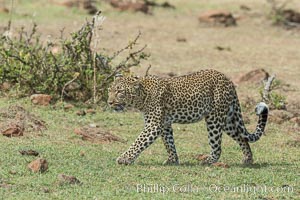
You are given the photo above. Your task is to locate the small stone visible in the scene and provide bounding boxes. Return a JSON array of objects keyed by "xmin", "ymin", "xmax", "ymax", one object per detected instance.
[
  {"xmin": 176, "ymin": 37, "xmax": 187, "ymax": 42},
  {"xmin": 233, "ymin": 69, "xmax": 269, "ymax": 85},
  {"xmin": 89, "ymin": 123, "xmax": 98, "ymax": 128},
  {"xmin": 66, "ymin": 82, "xmax": 80, "ymax": 91},
  {"xmin": 109, "ymin": 0, "xmax": 149, "ymax": 14},
  {"xmin": 79, "ymin": 151, "xmax": 85, "ymax": 157},
  {"xmin": 64, "ymin": 103, "xmax": 74, "ymax": 110},
  {"xmin": 212, "ymin": 162, "xmax": 230, "ymax": 168},
  {"xmin": 196, "ymin": 154, "xmax": 210, "ymax": 161},
  {"xmin": 19, "ymin": 150, "xmax": 39, "ymax": 156},
  {"xmin": 0, "ymin": 82, "xmax": 11, "ymax": 91},
  {"xmin": 76, "ymin": 110, "xmax": 86, "ymax": 116},
  {"xmin": 57, "ymin": 174, "xmax": 81, "ymax": 185},
  {"xmin": 199, "ymin": 10, "xmax": 237, "ymax": 26},
  {"xmin": 86, "ymin": 109, "xmax": 96, "ymax": 114},
  {"xmin": 1, "ymin": 124, "xmax": 24, "ymax": 137},
  {"xmin": 28, "ymin": 158, "xmax": 48, "ymax": 173},
  {"xmin": 0, "ymin": 7, "xmax": 9, "ymax": 13},
  {"xmin": 9, "ymin": 170, "xmax": 17, "ymax": 175},
  {"xmin": 74, "ymin": 128, "xmax": 82, "ymax": 135},
  {"xmin": 30, "ymin": 94, "xmax": 52, "ymax": 106},
  {"xmin": 50, "ymin": 46, "xmax": 60, "ymax": 54},
  {"xmin": 42, "ymin": 187, "xmax": 50, "ymax": 193}
]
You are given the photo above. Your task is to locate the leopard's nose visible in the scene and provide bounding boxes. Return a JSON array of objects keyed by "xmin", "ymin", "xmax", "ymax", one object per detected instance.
[{"xmin": 108, "ymin": 101, "xmax": 114, "ymax": 106}]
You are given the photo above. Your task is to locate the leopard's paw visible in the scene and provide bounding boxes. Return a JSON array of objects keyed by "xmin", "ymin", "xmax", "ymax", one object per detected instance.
[
  {"xmin": 116, "ymin": 156, "xmax": 134, "ymax": 165},
  {"xmin": 163, "ymin": 159, "xmax": 179, "ymax": 166}
]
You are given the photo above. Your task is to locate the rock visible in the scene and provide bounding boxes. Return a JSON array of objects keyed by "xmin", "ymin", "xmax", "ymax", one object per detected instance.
[
  {"xmin": 74, "ymin": 125, "xmax": 125, "ymax": 143},
  {"xmin": 66, "ymin": 82, "xmax": 81, "ymax": 91},
  {"xmin": 76, "ymin": 110, "xmax": 86, "ymax": 116},
  {"xmin": 240, "ymin": 5, "xmax": 251, "ymax": 11},
  {"xmin": 51, "ymin": 46, "xmax": 60, "ymax": 54},
  {"xmin": 86, "ymin": 109, "xmax": 96, "ymax": 114},
  {"xmin": 57, "ymin": 174, "xmax": 81, "ymax": 185},
  {"xmin": 0, "ymin": 82, "xmax": 11, "ymax": 91},
  {"xmin": 199, "ymin": 10, "xmax": 237, "ymax": 27},
  {"xmin": 30, "ymin": 94, "xmax": 52, "ymax": 106},
  {"xmin": 64, "ymin": 103, "xmax": 74, "ymax": 110},
  {"xmin": 215, "ymin": 46, "xmax": 231, "ymax": 51},
  {"xmin": 212, "ymin": 162, "xmax": 230, "ymax": 168},
  {"xmin": 0, "ymin": 105, "xmax": 46, "ymax": 137},
  {"xmin": 28, "ymin": 158, "xmax": 48, "ymax": 173},
  {"xmin": 9, "ymin": 170, "xmax": 17, "ymax": 175},
  {"xmin": 42, "ymin": 187, "xmax": 50, "ymax": 193},
  {"xmin": 79, "ymin": 151, "xmax": 85, "ymax": 157},
  {"xmin": 0, "ymin": 7, "xmax": 9, "ymax": 14},
  {"xmin": 88, "ymin": 123, "xmax": 98, "ymax": 128},
  {"xmin": 176, "ymin": 37, "xmax": 187, "ymax": 42},
  {"xmin": 52, "ymin": 0, "xmax": 98, "ymax": 15},
  {"xmin": 54, "ymin": 0, "xmax": 75, "ymax": 8},
  {"xmin": 282, "ymin": 9, "xmax": 300, "ymax": 24},
  {"xmin": 74, "ymin": 128, "xmax": 82, "ymax": 135},
  {"xmin": 196, "ymin": 154, "xmax": 210, "ymax": 161},
  {"xmin": 109, "ymin": 0, "xmax": 149, "ymax": 14},
  {"xmin": 19, "ymin": 150, "xmax": 39, "ymax": 156},
  {"xmin": 1, "ymin": 123, "xmax": 24, "ymax": 137},
  {"xmin": 233, "ymin": 69, "xmax": 269, "ymax": 85}
]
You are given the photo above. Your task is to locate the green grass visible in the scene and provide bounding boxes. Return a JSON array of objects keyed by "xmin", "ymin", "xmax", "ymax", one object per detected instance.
[
  {"xmin": 0, "ymin": 97, "xmax": 299, "ymax": 200},
  {"xmin": 0, "ymin": 0, "xmax": 300, "ymax": 199}
]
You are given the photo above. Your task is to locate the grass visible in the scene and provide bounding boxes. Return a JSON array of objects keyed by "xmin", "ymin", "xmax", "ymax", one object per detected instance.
[
  {"xmin": 0, "ymin": 0, "xmax": 300, "ymax": 199},
  {"xmin": 0, "ymin": 97, "xmax": 299, "ymax": 200}
]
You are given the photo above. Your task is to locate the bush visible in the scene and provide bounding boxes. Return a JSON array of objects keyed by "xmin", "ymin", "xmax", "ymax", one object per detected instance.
[
  {"xmin": 260, "ymin": 76, "xmax": 287, "ymax": 110},
  {"xmin": 0, "ymin": 12, "xmax": 149, "ymax": 104}
]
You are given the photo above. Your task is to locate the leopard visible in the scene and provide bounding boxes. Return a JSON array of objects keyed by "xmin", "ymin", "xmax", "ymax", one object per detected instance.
[{"xmin": 107, "ymin": 69, "xmax": 269, "ymax": 165}]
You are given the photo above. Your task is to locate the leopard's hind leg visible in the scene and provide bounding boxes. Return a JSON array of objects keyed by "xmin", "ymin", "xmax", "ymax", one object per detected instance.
[
  {"xmin": 225, "ymin": 104, "xmax": 253, "ymax": 164},
  {"xmin": 203, "ymin": 114, "xmax": 224, "ymax": 164}
]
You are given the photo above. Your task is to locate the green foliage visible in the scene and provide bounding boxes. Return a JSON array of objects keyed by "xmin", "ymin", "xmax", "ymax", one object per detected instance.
[
  {"xmin": 0, "ymin": 16, "xmax": 148, "ymax": 103},
  {"xmin": 270, "ymin": 92, "xmax": 286, "ymax": 110},
  {"xmin": 259, "ymin": 78, "xmax": 287, "ymax": 110}
]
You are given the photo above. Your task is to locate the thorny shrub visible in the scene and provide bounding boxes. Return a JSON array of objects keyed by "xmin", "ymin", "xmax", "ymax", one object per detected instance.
[{"xmin": 0, "ymin": 12, "xmax": 149, "ymax": 104}]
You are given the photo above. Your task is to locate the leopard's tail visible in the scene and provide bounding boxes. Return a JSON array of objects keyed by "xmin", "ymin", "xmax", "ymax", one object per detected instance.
[{"xmin": 236, "ymin": 102, "xmax": 269, "ymax": 143}]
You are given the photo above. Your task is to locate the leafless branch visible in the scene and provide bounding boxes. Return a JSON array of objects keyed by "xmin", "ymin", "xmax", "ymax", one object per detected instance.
[
  {"xmin": 109, "ymin": 30, "xmax": 142, "ymax": 61},
  {"xmin": 262, "ymin": 74, "xmax": 276, "ymax": 103},
  {"xmin": 61, "ymin": 73, "xmax": 80, "ymax": 102},
  {"xmin": 145, "ymin": 65, "xmax": 152, "ymax": 76}
]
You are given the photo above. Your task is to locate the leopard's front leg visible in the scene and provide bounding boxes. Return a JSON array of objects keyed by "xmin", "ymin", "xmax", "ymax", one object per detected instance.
[{"xmin": 116, "ymin": 123, "xmax": 163, "ymax": 165}]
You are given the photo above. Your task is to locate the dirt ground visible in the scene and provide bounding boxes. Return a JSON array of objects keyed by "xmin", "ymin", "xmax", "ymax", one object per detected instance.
[{"xmin": 1, "ymin": 0, "xmax": 300, "ymax": 102}]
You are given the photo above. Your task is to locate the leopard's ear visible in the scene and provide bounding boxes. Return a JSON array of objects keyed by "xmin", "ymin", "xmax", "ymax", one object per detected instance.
[
  {"xmin": 132, "ymin": 75, "xmax": 140, "ymax": 80},
  {"xmin": 114, "ymin": 73, "xmax": 123, "ymax": 81}
]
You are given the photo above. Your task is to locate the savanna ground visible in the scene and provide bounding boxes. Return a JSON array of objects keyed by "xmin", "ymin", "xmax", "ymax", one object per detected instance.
[{"xmin": 0, "ymin": 0, "xmax": 300, "ymax": 199}]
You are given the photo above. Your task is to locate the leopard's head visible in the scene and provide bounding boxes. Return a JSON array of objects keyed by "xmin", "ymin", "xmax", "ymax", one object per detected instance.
[{"xmin": 108, "ymin": 74, "xmax": 145, "ymax": 111}]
